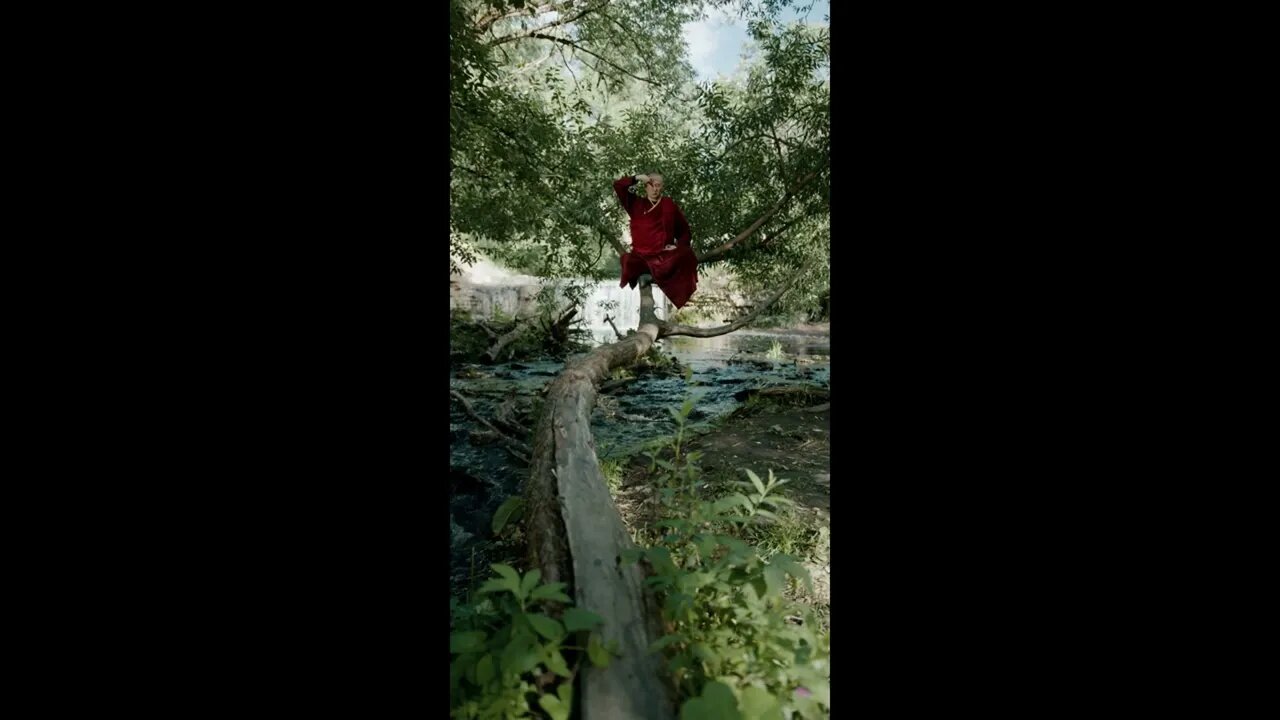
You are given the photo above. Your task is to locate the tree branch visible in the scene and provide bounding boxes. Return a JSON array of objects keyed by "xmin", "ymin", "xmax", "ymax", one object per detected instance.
[
  {"xmin": 602, "ymin": 227, "xmax": 627, "ymax": 258},
  {"xmin": 451, "ymin": 390, "xmax": 533, "ymax": 461},
  {"xmin": 598, "ymin": 9, "xmax": 651, "ymax": 60},
  {"xmin": 495, "ymin": 31, "xmax": 662, "ymax": 86},
  {"xmin": 758, "ymin": 212, "xmax": 811, "ymax": 248},
  {"xmin": 556, "ymin": 44, "xmax": 582, "ymax": 93},
  {"xmin": 657, "ymin": 264, "xmax": 811, "ymax": 339},
  {"xmin": 488, "ymin": 0, "xmax": 612, "ymax": 45},
  {"xmin": 476, "ymin": 2, "xmax": 563, "ymax": 34},
  {"xmin": 697, "ymin": 169, "xmax": 823, "ymax": 265},
  {"xmin": 602, "ymin": 314, "xmax": 625, "ymax": 340}
]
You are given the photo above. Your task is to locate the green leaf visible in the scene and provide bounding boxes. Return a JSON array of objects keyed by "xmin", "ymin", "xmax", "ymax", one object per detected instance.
[
  {"xmin": 474, "ymin": 654, "xmax": 495, "ymax": 686},
  {"xmin": 450, "ymin": 630, "xmax": 486, "ymax": 654},
  {"xmin": 755, "ymin": 508, "xmax": 780, "ymax": 521},
  {"xmin": 477, "ymin": 579, "xmax": 510, "ymax": 595},
  {"xmin": 587, "ymin": 632, "xmax": 611, "ymax": 667},
  {"xmin": 739, "ymin": 686, "xmax": 783, "ymax": 720},
  {"xmin": 563, "ymin": 607, "xmax": 604, "ymax": 632},
  {"xmin": 520, "ymin": 568, "xmax": 542, "ymax": 599},
  {"xmin": 668, "ymin": 406, "xmax": 684, "ymax": 423},
  {"xmin": 648, "ymin": 633, "xmax": 683, "ymax": 653},
  {"xmin": 557, "ymin": 681, "xmax": 573, "ymax": 707},
  {"xmin": 490, "ymin": 563, "xmax": 520, "ymax": 590},
  {"xmin": 530, "ymin": 582, "xmax": 573, "ymax": 604},
  {"xmin": 744, "ymin": 469, "xmax": 766, "ymax": 496},
  {"xmin": 449, "ymin": 655, "xmax": 465, "ymax": 692},
  {"xmin": 714, "ymin": 494, "xmax": 754, "ymax": 514},
  {"xmin": 544, "ymin": 646, "xmax": 571, "ymax": 676},
  {"xmin": 762, "ymin": 564, "xmax": 786, "ymax": 598},
  {"xmin": 663, "ymin": 591, "xmax": 695, "ymax": 620},
  {"xmin": 538, "ymin": 693, "xmax": 570, "ymax": 720},
  {"xmin": 646, "ymin": 546, "xmax": 677, "ymax": 575},
  {"xmin": 680, "ymin": 681, "xmax": 742, "ymax": 720},
  {"xmin": 501, "ymin": 629, "xmax": 540, "ymax": 675},
  {"xmin": 691, "ymin": 643, "xmax": 719, "ymax": 664},
  {"xmin": 770, "ymin": 554, "xmax": 814, "ymax": 592},
  {"xmin": 492, "ymin": 496, "xmax": 524, "ymax": 535},
  {"xmin": 619, "ymin": 548, "xmax": 644, "ymax": 566},
  {"xmin": 693, "ymin": 534, "xmax": 720, "ymax": 559},
  {"xmin": 525, "ymin": 613, "xmax": 565, "ymax": 642}
]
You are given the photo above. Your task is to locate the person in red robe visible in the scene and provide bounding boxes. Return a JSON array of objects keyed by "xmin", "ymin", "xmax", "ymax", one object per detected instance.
[{"xmin": 613, "ymin": 172, "xmax": 699, "ymax": 308}]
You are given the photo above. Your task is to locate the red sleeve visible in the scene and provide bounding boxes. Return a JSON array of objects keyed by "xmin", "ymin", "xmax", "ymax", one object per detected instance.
[
  {"xmin": 613, "ymin": 175, "xmax": 636, "ymax": 213},
  {"xmin": 673, "ymin": 202, "xmax": 691, "ymax": 246}
]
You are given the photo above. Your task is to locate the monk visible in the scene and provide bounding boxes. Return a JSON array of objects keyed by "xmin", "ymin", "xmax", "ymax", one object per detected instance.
[{"xmin": 613, "ymin": 172, "xmax": 699, "ymax": 308}]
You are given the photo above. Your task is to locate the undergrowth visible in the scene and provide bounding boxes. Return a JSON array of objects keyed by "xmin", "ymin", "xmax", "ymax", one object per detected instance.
[{"xmin": 451, "ymin": 370, "xmax": 831, "ymax": 719}]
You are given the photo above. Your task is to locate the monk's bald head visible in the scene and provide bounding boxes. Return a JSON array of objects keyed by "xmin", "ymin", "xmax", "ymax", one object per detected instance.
[{"xmin": 644, "ymin": 172, "xmax": 664, "ymax": 201}]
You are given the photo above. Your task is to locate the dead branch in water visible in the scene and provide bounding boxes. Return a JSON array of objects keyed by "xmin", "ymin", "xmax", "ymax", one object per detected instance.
[
  {"xmin": 602, "ymin": 314, "xmax": 626, "ymax": 341},
  {"xmin": 451, "ymin": 390, "xmax": 532, "ymax": 461}
]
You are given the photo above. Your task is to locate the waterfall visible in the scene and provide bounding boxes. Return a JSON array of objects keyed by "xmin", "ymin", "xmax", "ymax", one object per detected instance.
[
  {"xmin": 576, "ymin": 281, "xmax": 668, "ymax": 346},
  {"xmin": 451, "ymin": 256, "xmax": 667, "ymax": 347}
]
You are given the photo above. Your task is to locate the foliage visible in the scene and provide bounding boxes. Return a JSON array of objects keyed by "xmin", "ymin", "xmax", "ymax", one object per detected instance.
[
  {"xmin": 450, "ymin": 562, "xmax": 617, "ymax": 719},
  {"xmin": 620, "ymin": 467, "xmax": 830, "ymax": 718},
  {"xmin": 450, "ymin": 0, "xmax": 830, "ymax": 310}
]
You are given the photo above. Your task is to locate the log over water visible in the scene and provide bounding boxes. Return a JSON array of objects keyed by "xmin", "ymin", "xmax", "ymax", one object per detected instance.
[{"xmin": 523, "ymin": 283, "xmax": 674, "ymax": 720}]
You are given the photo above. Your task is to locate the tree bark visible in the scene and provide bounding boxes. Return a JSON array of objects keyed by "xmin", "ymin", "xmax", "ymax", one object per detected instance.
[{"xmin": 523, "ymin": 285, "xmax": 674, "ymax": 720}]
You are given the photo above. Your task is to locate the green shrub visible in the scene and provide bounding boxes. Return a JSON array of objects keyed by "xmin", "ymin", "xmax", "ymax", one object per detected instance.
[
  {"xmin": 622, "ymin": 469, "xmax": 831, "ymax": 718},
  {"xmin": 449, "ymin": 564, "xmax": 615, "ymax": 719}
]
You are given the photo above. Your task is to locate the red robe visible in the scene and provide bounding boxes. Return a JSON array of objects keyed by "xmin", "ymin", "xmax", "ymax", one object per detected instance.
[{"xmin": 613, "ymin": 175, "xmax": 699, "ymax": 308}]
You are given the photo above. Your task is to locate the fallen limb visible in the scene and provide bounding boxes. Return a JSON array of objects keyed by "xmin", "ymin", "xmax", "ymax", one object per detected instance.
[
  {"xmin": 602, "ymin": 314, "xmax": 626, "ymax": 341},
  {"xmin": 494, "ymin": 397, "xmax": 533, "ymax": 437},
  {"xmin": 481, "ymin": 316, "xmax": 538, "ymax": 364},
  {"xmin": 451, "ymin": 390, "xmax": 533, "ymax": 459},
  {"xmin": 468, "ymin": 430, "xmax": 531, "ymax": 464},
  {"xmin": 524, "ymin": 283, "xmax": 674, "ymax": 719},
  {"xmin": 597, "ymin": 376, "xmax": 636, "ymax": 394}
]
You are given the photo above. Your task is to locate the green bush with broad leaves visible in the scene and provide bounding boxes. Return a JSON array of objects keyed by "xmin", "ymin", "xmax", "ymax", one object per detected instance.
[
  {"xmin": 449, "ymin": 563, "xmax": 617, "ymax": 719},
  {"xmin": 621, "ymin": 468, "xmax": 831, "ymax": 719},
  {"xmin": 453, "ymin": 383, "xmax": 830, "ymax": 719}
]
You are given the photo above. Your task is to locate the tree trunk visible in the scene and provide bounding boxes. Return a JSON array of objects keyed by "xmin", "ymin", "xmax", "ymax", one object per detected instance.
[
  {"xmin": 523, "ymin": 285, "xmax": 675, "ymax": 720},
  {"xmin": 521, "ymin": 268, "xmax": 810, "ymax": 718}
]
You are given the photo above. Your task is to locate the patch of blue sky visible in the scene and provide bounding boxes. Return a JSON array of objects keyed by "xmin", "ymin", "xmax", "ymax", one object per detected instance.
[{"xmin": 683, "ymin": 0, "xmax": 829, "ymax": 84}]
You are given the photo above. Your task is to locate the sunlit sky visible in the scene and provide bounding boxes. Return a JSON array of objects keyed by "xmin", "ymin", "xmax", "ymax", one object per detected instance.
[{"xmin": 683, "ymin": 1, "xmax": 830, "ymax": 83}]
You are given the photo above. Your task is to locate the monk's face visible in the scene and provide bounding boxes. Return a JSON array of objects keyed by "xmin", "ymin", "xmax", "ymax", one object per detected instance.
[{"xmin": 645, "ymin": 176, "xmax": 664, "ymax": 201}]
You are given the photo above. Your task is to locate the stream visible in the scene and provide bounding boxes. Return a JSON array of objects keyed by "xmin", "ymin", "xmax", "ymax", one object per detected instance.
[{"xmin": 449, "ymin": 329, "xmax": 830, "ymax": 593}]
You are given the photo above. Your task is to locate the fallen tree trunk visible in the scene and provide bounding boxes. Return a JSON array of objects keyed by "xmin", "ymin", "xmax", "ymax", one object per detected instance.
[
  {"xmin": 522, "ymin": 269, "xmax": 811, "ymax": 719},
  {"xmin": 524, "ymin": 283, "xmax": 674, "ymax": 720}
]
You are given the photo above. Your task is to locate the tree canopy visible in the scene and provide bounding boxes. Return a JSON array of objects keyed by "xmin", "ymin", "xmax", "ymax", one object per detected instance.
[{"xmin": 451, "ymin": 0, "xmax": 829, "ymax": 316}]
